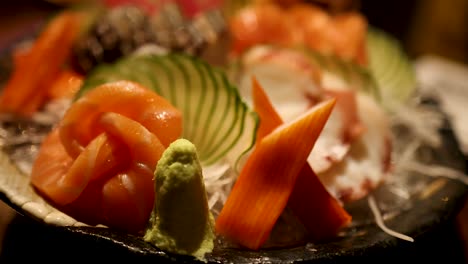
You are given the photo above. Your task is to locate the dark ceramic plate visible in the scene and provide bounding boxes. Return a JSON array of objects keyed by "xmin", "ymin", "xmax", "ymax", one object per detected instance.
[{"xmin": 0, "ymin": 18, "xmax": 467, "ymax": 264}]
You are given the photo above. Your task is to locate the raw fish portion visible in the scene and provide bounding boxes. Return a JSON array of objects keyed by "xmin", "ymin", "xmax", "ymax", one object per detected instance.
[{"xmin": 30, "ymin": 81, "xmax": 182, "ymax": 233}]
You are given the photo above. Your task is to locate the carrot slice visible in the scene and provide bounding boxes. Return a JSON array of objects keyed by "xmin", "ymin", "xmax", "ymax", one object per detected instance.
[
  {"xmin": 289, "ymin": 165, "xmax": 352, "ymax": 240},
  {"xmin": 0, "ymin": 11, "xmax": 82, "ymax": 116},
  {"xmin": 252, "ymin": 77, "xmax": 351, "ymax": 240},
  {"xmin": 215, "ymin": 85, "xmax": 336, "ymax": 250},
  {"xmin": 252, "ymin": 78, "xmax": 283, "ymax": 143}
]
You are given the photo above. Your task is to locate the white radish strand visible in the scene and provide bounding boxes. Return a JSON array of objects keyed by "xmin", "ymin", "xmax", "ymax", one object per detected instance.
[
  {"xmin": 368, "ymin": 195, "xmax": 415, "ymax": 243},
  {"xmin": 403, "ymin": 161, "xmax": 468, "ymax": 186}
]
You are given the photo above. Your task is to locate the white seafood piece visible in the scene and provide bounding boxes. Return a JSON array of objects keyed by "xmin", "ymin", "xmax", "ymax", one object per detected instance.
[
  {"xmin": 236, "ymin": 45, "xmax": 392, "ymax": 202},
  {"xmin": 238, "ymin": 45, "xmax": 323, "ymax": 121},
  {"xmin": 317, "ymin": 93, "xmax": 392, "ymax": 202},
  {"xmin": 307, "ymin": 104, "xmax": 351, "ymax": 172},
  {"xmin": 237, "ymin": 45, "xmax": 353, "ymax": 173}
]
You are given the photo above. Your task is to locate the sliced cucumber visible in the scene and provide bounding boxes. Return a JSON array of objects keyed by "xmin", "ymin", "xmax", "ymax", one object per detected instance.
[
  {"xmin": 78, "ymin": 53, "xmax": 259, "ymax": 167},
  {"xmin": 203, "ymin": 68, "xmax": 244, "ymax": 165},
  {"xmin": 366, "ymin": 27, "xmax": 417, "ymax": 104}
]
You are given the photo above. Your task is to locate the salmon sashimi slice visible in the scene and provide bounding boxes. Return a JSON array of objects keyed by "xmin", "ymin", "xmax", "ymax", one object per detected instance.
[
  {"xmin": 0, "ymin": 11, "xmax": 82, "ymax": 116},
  {"xmin": 229, "ymin": 3, "xmax": 299, "ymax": 55},
  {"xmin": 99, "ymin": 112, "xmax": 166, "ymax": 169},
  {"xmin": 47, "ymin": 70, "xmax": 84, "ymax": 100},
  {"xmin": 59, "ymin": 81, "xmax": 182, "ymax": 158},
  {"xmin": 30, "ymin": 128, "xmax": 74, "ymax": 197},
  {"xmin": 31, "ymin": 81, "xmax": 183, "ymax": 233},
  {"xmin": 31, "ymin": 128, "xmax": 126, "ymax": 202},
  {"xmin": 100, "ymin": 162, "xmax": 156, "ymax": 233},
  {"xmin": 229, "ymin": 2, "xmax": 368, "ymax": 65}
]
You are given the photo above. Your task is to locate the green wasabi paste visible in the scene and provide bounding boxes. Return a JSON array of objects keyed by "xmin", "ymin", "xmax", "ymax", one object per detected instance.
[{"xmin": 144, "ymin": 138, "xmax": 215, "ymax": 261}]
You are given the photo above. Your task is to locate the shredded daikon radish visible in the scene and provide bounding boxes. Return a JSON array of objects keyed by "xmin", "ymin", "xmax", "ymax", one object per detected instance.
[
  {"xmin": 387, "ymin": 97, "xmax": 444, "ymax": 148},
  {"xmin": 388, "ymin": 96, "xmax": 468, "ymax": 186},
  {"xmin": 31, "ymin": 98, "xmax": 71, "ymax": 125},
  {"xmin": 402, "ymin": 161, "xmax": 468, "ymax": 186},
  {"xmin": 393, "ymin": 140, "xmax": 421, "ymax": 166},
  {"xmin": 202, "ymin": 161, "xmax": 235, "ymax": 212},
  {"xmin": 368, "ymin": 195, "xmax": 415, "ymax": 242}
]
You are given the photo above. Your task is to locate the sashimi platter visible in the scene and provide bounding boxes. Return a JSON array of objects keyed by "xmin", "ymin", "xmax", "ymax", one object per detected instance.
[{"xmin": 0, "ymin": 0, "xmax": 467, "ymax": 262}]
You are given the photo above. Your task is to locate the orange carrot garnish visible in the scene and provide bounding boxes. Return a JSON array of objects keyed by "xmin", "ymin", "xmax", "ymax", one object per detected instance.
[
  {"xmin": 252, "ymin": 79, "xmax": 283, "ymax": 143},
  {"xmin": 251, "ymin": 78, "xmax": 351, "ymax": 241},
  {"xmin": 0, "ymin": 11, "xmax": 82, "ymax": 116},
  {"xmin": 215, "ymin": 82, "xmax": 336, "ymax": 250}
]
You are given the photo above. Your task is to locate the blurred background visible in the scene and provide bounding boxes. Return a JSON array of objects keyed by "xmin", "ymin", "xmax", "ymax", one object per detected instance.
[
  {"xmin": 361, "ymin": 0, "xmax": 468, "ymax": 65},
  {"xmin": 1, "ymin": 0, "xmax": 468, "ymax": 64},
  {"xmin": 0, "ymin": 0, "xmax": 467, "ymax": 262}
]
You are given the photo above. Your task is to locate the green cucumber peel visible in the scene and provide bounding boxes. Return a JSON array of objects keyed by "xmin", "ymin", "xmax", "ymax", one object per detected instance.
[{"xmin": 366, "ymin": 27, "xmax": 417, "ymax": 105}]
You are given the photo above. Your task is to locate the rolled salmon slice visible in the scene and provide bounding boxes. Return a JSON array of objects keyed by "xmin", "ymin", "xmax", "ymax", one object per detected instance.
[
  {"xmin": 30, "ymin": 81, "xmax": 183, "ymax": 233},
  {"xmin": 31, "ymin": 129, "xmax": 126, "ymax": 205},
  {"xmin": 59, "ymin": 81, "xmax": 182, "ymax": 158}
]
